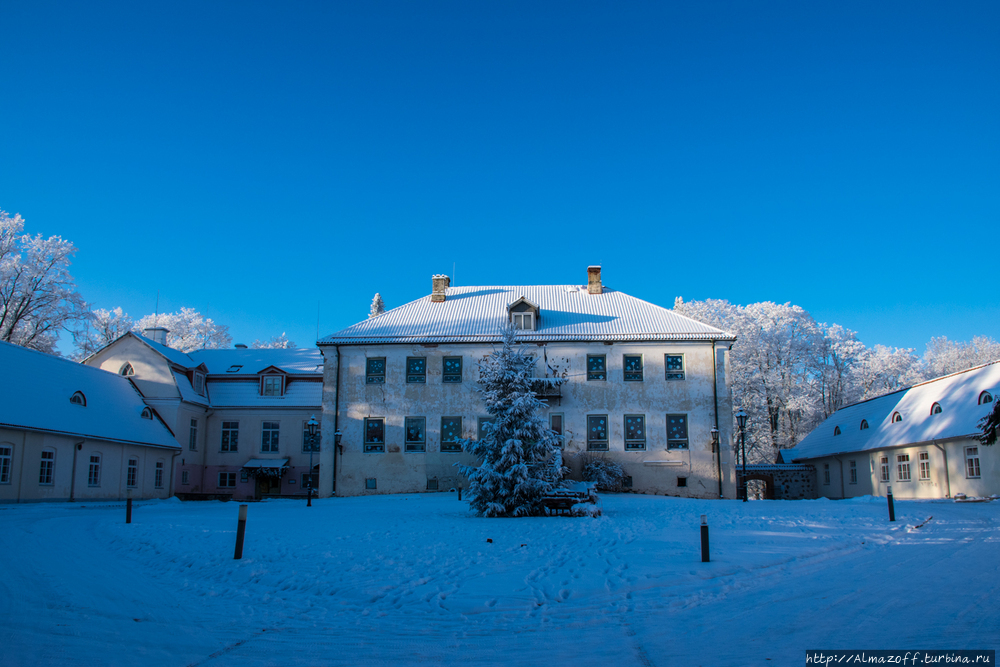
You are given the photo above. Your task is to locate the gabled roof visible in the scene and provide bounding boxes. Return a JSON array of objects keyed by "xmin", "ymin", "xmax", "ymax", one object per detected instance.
[
  {"xmin": 188, "ymin": 348, "xmax": 323, "ymax": 375},
  {"xmin": 785, "ymin": 360, "xmax": 1000, "ymax": 461},
  {"xmin": 0, "ymin": 342, "xmax": 179, "ymax": 449},
  {"xmin": 319, "ymin": 285, "xmax": 733, "ymax": 345}
]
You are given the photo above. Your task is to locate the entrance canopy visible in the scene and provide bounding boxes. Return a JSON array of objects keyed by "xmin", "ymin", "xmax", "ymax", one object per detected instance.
[{"xmin": 242, "ymin": 458, "xmax": 289, "ymax": 479}]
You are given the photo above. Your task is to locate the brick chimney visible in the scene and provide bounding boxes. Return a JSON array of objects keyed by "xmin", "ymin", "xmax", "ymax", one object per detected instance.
[
  {"xmin": 144, "ymin": 327, "xmax": 169, "ymax": 345},
  {"xmin": 431, "ymin": 274, "xmax": 451, "ymax": 302},
  {"xmin": 587, "ymin": 266, "xmax": 602, "ymax": 295}
]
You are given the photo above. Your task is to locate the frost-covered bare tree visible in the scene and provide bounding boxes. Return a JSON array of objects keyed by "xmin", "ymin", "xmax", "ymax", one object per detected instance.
[
  {"xmin": 368, "ymin": 293, "xmax": 385, "ymax": 319},
  {"xmin": 923, "ymin": 336, "xmax": 1000, "ymax": 378},
  {"xmin": 854, "ymin": 344, "xmax": 921, "ymax": 400},
  {"xmin": 133, "ymin": 308, "xmax": 231, "ymax": 352},
  {"xmin": 0, "ymin": 210, "xmax": 86, "ymax": 354},
  {"xmin": 251, "ymin": 333, "xmax": 296, "ymax": 349},
  {"xmin": 73, "ymin": 307, "xmax": 135, "ymax": 359}
]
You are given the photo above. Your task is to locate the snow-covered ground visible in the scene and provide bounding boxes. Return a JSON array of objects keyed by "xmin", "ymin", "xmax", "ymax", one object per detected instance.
[{"xmin": 2, "ymin": 494, "xmax": 997, "ymax": 667}]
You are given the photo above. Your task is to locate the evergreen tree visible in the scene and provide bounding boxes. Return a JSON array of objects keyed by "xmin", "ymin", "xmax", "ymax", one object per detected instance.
[
  {"xmin": 369, "ymin": 293, "xmax": 385, "ymax": 318},
  {"xmin": 458, "ymin": 325, "xmax": 565, "ymax": 517}
]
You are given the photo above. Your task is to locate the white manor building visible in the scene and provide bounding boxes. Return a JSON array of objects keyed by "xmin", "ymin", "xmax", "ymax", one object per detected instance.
[{"xmin": 316, "ymin": 268, "xmax": 739, "ymax": 499}]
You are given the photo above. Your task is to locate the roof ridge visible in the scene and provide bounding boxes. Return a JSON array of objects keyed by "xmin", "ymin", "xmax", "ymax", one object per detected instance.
[{"xmin": 0, "ymin": 340, "xmax": 136, "ymax": 384}]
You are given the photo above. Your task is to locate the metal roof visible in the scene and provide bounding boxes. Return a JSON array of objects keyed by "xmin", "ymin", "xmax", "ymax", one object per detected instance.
[
  {"xmin": 189, "ymin": 348, "xmax": 323, "ymax": 375},
  {"xmin": 786, "ymin": 360, "xmax": 1000, "ymax": 461},
  {"xmin": 319, "ymin": 285, "xmax": 733, "ymax": 345},
  {"xmin": 206, "ymin": 380, "xmax": 322, "ymax": 408}
]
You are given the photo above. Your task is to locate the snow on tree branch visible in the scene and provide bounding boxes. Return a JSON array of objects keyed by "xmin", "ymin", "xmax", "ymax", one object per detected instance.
[
  {"xmin": 251, "ymin": 333, "xmax": 296, "ymax": 349},
  {"xmin": 369, "ymin": 293, "xmax": 385, "ymax": 319},
  {"xmin": 133, "ymin": 308, "xmax": 232, "ymax": 352}
]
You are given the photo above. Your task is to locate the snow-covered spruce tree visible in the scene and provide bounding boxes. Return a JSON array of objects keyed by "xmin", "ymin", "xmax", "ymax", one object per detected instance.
[
  {"xmin": 368, "ymin": 293, "xmax": 385, "ymax": 318},
  {"xmin": 457, "ymin": 325, "xmax": 565, "ymax": 517}
]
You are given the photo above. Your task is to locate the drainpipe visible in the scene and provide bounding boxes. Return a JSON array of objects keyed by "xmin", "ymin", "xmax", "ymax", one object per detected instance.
[
  {"xmin": 333, "ymin": 344, "xmax": 341, "ymax": 495},
  {"xmin": 711, "ymin": 339, "xmax": 723, "ymax": 499},
  {"xmin": 835, "ymin": 456, "xmax": 845, "ymax": 499},
  {"xmin": 70, "ymin": 440, "xmax": 84, "ymax": 501},
  {"xmin": 934, "ymin": 442, "xmax": 950, "ymax": 498}
]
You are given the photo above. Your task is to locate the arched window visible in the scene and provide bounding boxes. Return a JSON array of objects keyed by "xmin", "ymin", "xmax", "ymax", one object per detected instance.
[
  {"xmin": 141, "ymin": 407, "xmax": 153, "ymax": 419},
  {"xmin": 860, "ymin": 419, "xmax": 869, "ymax": 430},
  {"xmin": 891, "ymin": 412, "xmax": 902, "ymax": 423},
  {"xmin": 119, "ymin": 362, "xmax": 134, "ymax": 376},
  {"xmin": 70, "ymin": 391, "xmax": 86, "ymax": 407},
  {"xmin": 833, "ymin": 426, "xmax": 841, "ymax": 436},
  {"xmin": 930, "ymin": 402, "xmax": 942, "ymax": 415},
  {"xmin": 980, "ymin": 391, "xmax": 994, "ymax": 405}
]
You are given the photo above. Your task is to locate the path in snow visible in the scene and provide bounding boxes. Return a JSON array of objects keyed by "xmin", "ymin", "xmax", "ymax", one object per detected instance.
[{"xmin": 1, "ymin": 495, "xmax": 997, "ymax": 666}]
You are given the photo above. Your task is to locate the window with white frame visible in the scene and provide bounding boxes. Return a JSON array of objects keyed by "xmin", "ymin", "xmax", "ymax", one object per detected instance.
[
  {"xmin": 262, "ymin": 375, "xmax": 283, "ymax": 397},
  {"xmin": 897, "ymin": 454, "xmax": 911, "ymax": 481},
  {"xmin": 979, "ymin": 391, "xmax": 993, "ymax": 405},
  {"xmin": 443, "ymin": 357, "xmax": 463, "ymax": 383},
  {"xmin": 879, "ymin": 456, "xmax": 889, "ymax": 483},
  {"xmin": 667, "ymin": 414, "xmax": 689, "ymax": 450},
  {"xmin": 918, "ymin": 452, "xmax": 930, "ymax": 480},
  {"xmin": 120, "ymin": 362, "xmax": 134, "ymax": 376},
  {"xmin": 261, "ymin": 422, "xmax": 280, "ymax": 452},
  {"xmin": 218, "ymin": 472, "xmax": 237, "ymax": 488},
  {"xmin": 155, "ymin": 461, "xmax": 164, "ymax": 489},
  {"xmin": 0, "ymin": 445, "xmax": 11, "ymax": 484},
  {"xmin": 511, "ymin": 312, "xmax": 535, "ymax": 330},
  {"xmin": 181, "ymin": 470, "xmax": 190, "ymax": 485},
  {"xmin": 587, "ymin": 355, "xmax": 606, "ymax": 381},
  {"xmin": 624, "ymin": 414, "xmax": 646, "ymax": 451},
  {"xmin": 823, "ymin": 463, "xmax": 831, "ymax": 485},
  {"xmin": 891, "ymin": 412, "xmax": 902, "ymax": 423},
  {"xmin": 623, "ymin": 355, "xmax": 643, "ymax": 381},
  {"xmin": 193, "ymin": 373, "xmax": 205, "ymax": 395},
  {"xmin": 126, "ymin": 458, "xmax": 138, "ymax": 487},
  {"xmin": 440, "ymin": 417, "xmax": 463, "ymax": 453},
  {"xmin": 91, "ymin": 455, "xmax": 104, "ymax": 487},
  {"xmin": 966, "ymin": 447, "xmax": 981, "ymax": 478},
  {"xmin": 364, "ymin": 418, "xmax": 385, "ymax": 453},
  {"xmin": 587, "ymin": 415, "xmax": 608, "ymax": 451},
  {"xmin": 405, "ymin": 417, "xmax": 426, "ymax": 452},
  {"xmin": 221, "ymin": 421, "xmax": 239, "ymax": 452},
  {"xmin": 39, "ymin": 451, "xmax": 54, "ymax": 485},
  {"xmin": 70, "ymin": 391, "xmax": 86, "ymax": 406},
  {"xmin": 189, "ymin": 419, "xmax": 198, "ymax": 450},
  {"xmin": 930, "ymin": 402, "xmax": 942, "ymax": 415},
  {"xmin": 664, "ymin": 354, "xmax": 685, "ymax": 380},
  {"xmin": 141, "ymin": 407, "xmax": 153, "ymax": 419},
  {"xmin": 366, "ymin": 358, "xmax": 386, "ymax": 384},
  {"xmin": 849, "ymin": 460, "xmax": 857, "ymax": 484}
]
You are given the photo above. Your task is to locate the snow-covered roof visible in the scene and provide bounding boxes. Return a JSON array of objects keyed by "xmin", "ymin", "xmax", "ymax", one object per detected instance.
[
  {"xmin": 0, "ymin": 342, "xmax": 179, "ymax": 449},
  {"xmin": 172, "ymin": 370, "xmax": 210, "ymax": 407},
  {"xmin": 206, "ymin": 380, "xmax": 322, "ymax": 408},
  {"xmin": 786, "ymin": 360, "xmax": 1000, "ymax": 461},
  {"xmin": 189, "ymin": 348, "xmax": 323, "ymax": 375},
  {"xmin": 243, "ymin": 458, "xmax": 289, "ymax": 469},
  {"xmin": 131, "ymin": 333, "xmax": 200, "ymax": 369},
  {"xmin": 319, "ymin": 285, "xmax": 733, "ymax": 345}
]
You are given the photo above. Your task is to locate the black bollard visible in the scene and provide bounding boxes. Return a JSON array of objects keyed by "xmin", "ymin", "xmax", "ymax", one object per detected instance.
[
  {"xmin": 458, "ymin": 487, "xmax": 462, "ymax": 501},
  {"xmin": 234, "ymin": 504, "xmax": 248, "ymax": 559},
  {"xmin": 126, "ymin": 497, "xmax": 132, "ymax": 524},
  {"xmin": 887, "ymin": 486, "xmax": 895, "ymax": 522},
  {"xmin": 700, "ymin": 514, "xmax": 710, "ymax": 562}
]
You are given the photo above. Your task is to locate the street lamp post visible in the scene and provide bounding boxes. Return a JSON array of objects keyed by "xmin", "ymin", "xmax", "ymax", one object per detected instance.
[
  {"xmin": 735, "ymin": 408, "xmax": 748, "ymax": 502},
  {"xmin": 306, "ymin": 415, "xmax": 319, "ymax": 507}
]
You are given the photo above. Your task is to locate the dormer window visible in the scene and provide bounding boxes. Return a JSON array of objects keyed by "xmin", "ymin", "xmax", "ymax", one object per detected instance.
[
  {"xmin": 262, "ymin": 375, "xmax": 284, "ymax": 397},
  {"xmin": 930, "ymin": 402, "xmax": 942, "ymax": 415},
  {"xmin": 891, "ymin": 412, "xmax": 902, "ymax": 423},
  {"xmin": 120, "ymin": 363, "xmax": 134, "ymax": 376},
  {"xmin": 833, "ymin": 426, "xmax": 841, "ymax": 436},
  {"xmin": 70, "ymin": 391, "xmax": 86, "ymax": 406},
  {"xmin": 508, "ymin": 297, "xmax": 540, "ymax": 331},
  {"xmin": 192, "ymin": 372, "xmax": 205, "ymax": 395},
  {"xmin": 860, "ymin": 419, "xmax": 869, "ymax": 430},
  {"xmin": 141, "ymin": 407, "xmax": 153, "ymax": 419},
  {"xmin": 980, "ymin": 391, "xmax": 993, "ymax": 405}
]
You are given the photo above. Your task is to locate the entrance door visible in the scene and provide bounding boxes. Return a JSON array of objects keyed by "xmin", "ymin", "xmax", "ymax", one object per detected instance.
[{"xmin": 256, "ymin": 477, "xmax": 280, "ymax": 497}]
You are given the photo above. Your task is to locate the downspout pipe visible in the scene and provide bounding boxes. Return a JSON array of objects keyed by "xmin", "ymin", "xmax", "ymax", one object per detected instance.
[
  {"xmin": 333, "ymin": 344, "xmax": 341, "ymax": 495},
  {"xmin": 711, "ymin": 339, "xmax": 723, "ymax": 499}
]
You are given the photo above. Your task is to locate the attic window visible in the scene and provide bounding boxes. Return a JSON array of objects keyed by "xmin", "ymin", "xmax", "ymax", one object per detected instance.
[
  {"xmin": 508, "ymin": 297, "xmax": 539, "ymax": 331},
  {"xmin": 70, "ymin": 391, "xmax": 86, "ymax": 406},
  {"xmin": 860, "ymin": 419, "xmax": 869, "ymax": 430},
  {"xmin": 227, "ymin": 365, "xmax": 243, "ymax": 373},
  {"xmin": 512, "ymin": 312, "xmax": 535, "ymax": 330},
  {"xmin": 193, "ymin": 372, "xmax": 205, "ymax": 395},
  {"xmin": 979, "ymin": 391, "xmax": 993, "ymax": 405},
  {"xmin": 930, "ymin": 402, "xmax": 942, "ymax": 415},
  {"xmin": 261, "ymin": 375, "xmax": 284, "ymax": 397},
  {"xmin": 891, "ymin": 412, "xmax": 902, "ymax": 423},
  {"xmin": 141, "ymin": 407, "xmax": 153, "ymax": 419},
  {"xmin": 833, "ymin": 426, "xmax": 841, "ymax": 436},
  {"xmin": 119, "ymin": 363, "xmax": 134, "ymax": 377}
]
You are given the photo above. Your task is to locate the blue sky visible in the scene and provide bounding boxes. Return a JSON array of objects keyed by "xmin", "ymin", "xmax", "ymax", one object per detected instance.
[{"xmin": 2, "ymin": 1, "xmax": 997, "ymax": 353}]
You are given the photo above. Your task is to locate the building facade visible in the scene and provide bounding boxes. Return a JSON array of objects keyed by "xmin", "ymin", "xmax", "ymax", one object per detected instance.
[
  {"xmin": 317, "ymin": 268, "xmax": 739, "ymax": 499},
  {"xmin": 782, "ymin": 360, "xmax": 999, "ymax": 499}
]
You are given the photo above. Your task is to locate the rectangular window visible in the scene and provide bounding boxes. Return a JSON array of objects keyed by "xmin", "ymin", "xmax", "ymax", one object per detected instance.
[
  {"xmin": 366, "ymin": 358, "xmax": 386, "ymax": 384},
  {"xmin": 218, "ymin": 472, "xmax": 237, "ymax": 488},
  {"xmin": 587, "ymin": 355, "xmax": 607, "ymax": 381},
  {"xmin": 966, "ymin": 447, "xmax": 981, "ymax": 478},
  {"xmin": 365, "ymin": 478, "xmax": 377, "ymax": 490},
  {"xmin": 91, "ymin": 455, "xmax": 104, "ymax": 487},
  {"xmin": 443, "ymin": 356, "xmax": 463, "ymax": 383},
  {"xmin": 823, "ymin": 463, "xmax": 831, "ymax": 485},
  {"xmin": 624, "ymin": 414, "xmax": 646, "ymax": 451},
  {"xmin": 477, "ymin": 416, "xmax": 496, "ymax": 441},
  {"xmin": 897, "ymin": 454, "xmax": 911, "ymax": 481},
  {"xmin": 587, "ymin": 415, "xmax": 609, "ymax": 451},
  {"xmin": 39, "ymin": 451, "xmax": 54, "ymax": 485},
  {"xmin": 262, "ymin": 376, "xmax": 283, "ymax": 396},
  {"xmin": 364, "ymin": 418, "xmax": 385, "ymax": 453},
  {"xmin": 240, "ymin": 469, "xmax": 249, "ymax": 483},
  {"xmin": 624, "ymin": 355, "xmax": 643, "ymax": 381},
  {"xmin": 189, "ymin": 419, "xmax": 198, "ymax": 451},
  {"xmin": 849, "ymin": 460, "xmax": 857, "ymax": 484},
  {"xmin": 406, "ymin": 357, "xmax": 426, "ymax": 383},
  {"xmin": 126, "ymin": 458, "xmax": 137, "ymax": 488},
  {"xmin": 677, "ymin": 476, "xmax": 687, "ymax": 487},
  {"xmin": 0, "ymin": 445, "xmax": 11, "ymax": 484},
  {"xmin": 549, "ymin": 413, "xmax": 563, "ymax": 447},
  {"xmin": 154, "ymin": 461, "xmax": 164, "ymax": 489},
  {"xmin": 221, "ymin": 421, "xmax": 239, "ymax": 452},
  {"xmin": 667, "ymin": 414, "xmax": 689, "ymax": 450},
  {"xmin": 918, "ymin": 452, "xmax": 930, "ymax": 480},
  {"xmin": 426, "ymin": 478, "xmax": 439, "ymax": 491},
  {"xmin": 664, "ymin": 354, "xmax": 685, "ymax": 380},
  {"xmin": 512, "ymin": 312, "xmax": 534, "ymax": 330},
  {"xmin": 302, "ymin": 421, "xmax": 321, "ymax": 453},
  {"xmin": 880, "ymin": 456, "xmax": 890, "ymax": 483},
  {"xmin": 302, "ymin": 472, "xmax": 318, "ymax": 491},
  {"xmin": 261, "ymin": 421, "xmax": 280, "ymax": 453},
  {"xmin": 441, "ymin": 417, "xmax": 463, "ymax": 453},
  {"xmin": 404, "ymin": 417, "xmax": 426, "ymax": 452},
  {"xmin": 193, "ymin": 373, "xmax": 205, "ymax": 395},
  {"xmin": 181, "ymin": 470, "xmax": 190, "ymax": 485}
]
